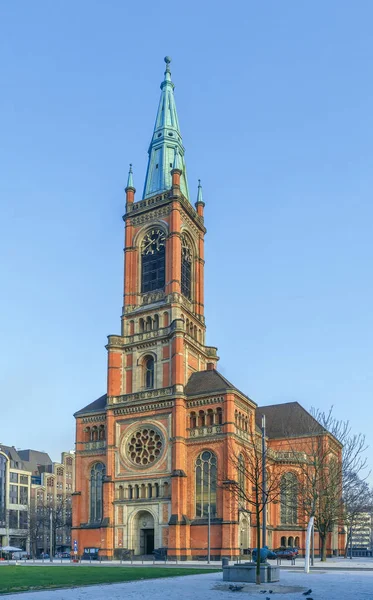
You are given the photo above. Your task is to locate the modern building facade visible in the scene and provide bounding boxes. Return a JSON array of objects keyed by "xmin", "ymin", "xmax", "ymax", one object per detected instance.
[
  {"xmin": 72, "ymin": 58, "xmax": 345, "ymax": 559},
  {"xmin": 0, "ymin": 445, "xmax": 31, "ymax": 551},
  {"xmin": 19, "ymin": 450, "xmax": 75, "ymax": 557},
  {"xmin": 0, "ymin": 446, "xmax": 75, "ymax": 556}
]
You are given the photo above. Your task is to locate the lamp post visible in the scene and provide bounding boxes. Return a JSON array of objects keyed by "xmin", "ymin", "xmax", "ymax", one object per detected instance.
[
  {"xmin": 207, "ymin": 468, "xmax": 211, "ymax": 564},
  {"xmin": 49, "ymin": 508, "xmax": 53, "ymax": 562},
  {"xmin": 261, "ymin": 415, "xmax": 267, "ymax": 547}
]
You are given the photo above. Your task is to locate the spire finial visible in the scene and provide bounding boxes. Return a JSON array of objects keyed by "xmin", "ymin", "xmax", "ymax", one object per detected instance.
[
  {"xmin": 164, "ymin": 56, "xmax": 172, "ymax": 82},
  {"xmin": 126, "ymin": 163, "xmax": 135, "ymax": 190}
]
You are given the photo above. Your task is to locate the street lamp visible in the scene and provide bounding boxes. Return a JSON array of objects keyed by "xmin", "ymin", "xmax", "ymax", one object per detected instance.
[{"xmin": 261, "ymin": 415, "xmax": 267, "ymax": 547}]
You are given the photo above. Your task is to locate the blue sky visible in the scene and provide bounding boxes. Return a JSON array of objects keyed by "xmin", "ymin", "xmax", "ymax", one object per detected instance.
[{"xmin": 1, "ymin": 2, "xmax": 372, "ymax": 479}]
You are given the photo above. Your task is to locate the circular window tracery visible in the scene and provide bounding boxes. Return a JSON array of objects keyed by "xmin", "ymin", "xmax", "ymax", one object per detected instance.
[{"xmin": 127, "ymin": 427, "xmax": 163, "ymax": 467}]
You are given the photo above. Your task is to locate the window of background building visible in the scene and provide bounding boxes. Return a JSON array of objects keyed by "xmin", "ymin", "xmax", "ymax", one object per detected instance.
[
  {"xmin": 10, "ymin": 484, "xmax": 18, "ymax": 504},
  {"xmin": 10, "ymin": 472, "xmax": 18, "ymax": 483},
  {"xmin": 9, "ymin": 509, "xmax": 18, "ymax": 528},
  {"xmin": 20, "ymin": 475, "xmax": 28, "ymax": 484},
  {"xmin": 0, "ymin": 454, "xmax": 6, "ymax": 525},
  {"xmin": 19, "ymin": 510, "xmax": 28, "ymax": 529},
  {"xmin": 19, "ymin": 486, "xmax": 28, "ymax": 504}
]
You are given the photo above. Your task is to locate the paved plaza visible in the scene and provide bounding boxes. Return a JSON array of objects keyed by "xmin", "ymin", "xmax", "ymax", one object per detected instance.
[{"xmin": 3, "ymin": 566, "xmax": 373, "ymax": 600}]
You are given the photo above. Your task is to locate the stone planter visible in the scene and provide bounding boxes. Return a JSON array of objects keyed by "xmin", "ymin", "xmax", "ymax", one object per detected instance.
[{"xmin": 223, "ymin": 563, "xmax": 280, "ymax": 583}]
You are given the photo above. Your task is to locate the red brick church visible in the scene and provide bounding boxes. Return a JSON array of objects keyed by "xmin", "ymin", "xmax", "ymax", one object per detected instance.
[{"xmin": 72, "ymin": 58, "xmax": 344, "ymax": 560}]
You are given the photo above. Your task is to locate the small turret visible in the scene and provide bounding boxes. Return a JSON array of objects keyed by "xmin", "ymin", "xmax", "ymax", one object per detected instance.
[
  {"xmin": 195, "ymin": 179, "xmax": 205, "ymax": 217},
  {"xmin": 125, "ymin": 164, "xmax": 136, "ymax": 204},
  {"xmin": 171, "ymin": 147, "xmax": 182, "ymax": 189}
]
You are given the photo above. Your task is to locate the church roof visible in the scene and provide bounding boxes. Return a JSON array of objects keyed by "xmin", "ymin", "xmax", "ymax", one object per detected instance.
[
  {"xmin": 185, "ymin": 369, "xmax": 255, "ymax": 403},
  {"xmin": 142, "ymin": 57, "xmax": 189, "ymax": 200},
  {"xmin": 74, "ymin": 393, "xmax": 107, "ymax": 417},
  {"xmin": 255, "ymin": 402, "xmax": 326, "ymax": 439}
]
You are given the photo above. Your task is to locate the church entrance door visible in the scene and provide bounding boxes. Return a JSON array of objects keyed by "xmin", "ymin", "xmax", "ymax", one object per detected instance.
[
  {"xmin": 133, "ymin": 510, "xmax": 155, "ymax": 555},
  {"xmin": 143, "ymin": 529, "xmax": 154, "ymax": 554}
]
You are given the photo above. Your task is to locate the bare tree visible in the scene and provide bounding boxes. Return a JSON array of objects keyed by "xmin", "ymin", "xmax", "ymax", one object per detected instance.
[
  {"xmin": 223, "ymin": 427, "xmax": 281, "ymax": 584},
  {"xmin": 283, "ymin": 407, "xmax": 370, "ymax": 561},
  {"xmin": 29, "ymin": 497, "xmax": 72, "ymax": 557}
]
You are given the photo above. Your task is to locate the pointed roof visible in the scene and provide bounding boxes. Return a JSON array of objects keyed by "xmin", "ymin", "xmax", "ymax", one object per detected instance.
[
  {"xmin": 255, "ymin": 402, "xmax": 326, "ymax": 439},
  {"xmin": 185, "ymin": 369, "xmax": 256, "ymax": 404},
  {"xmin": 143, "ymin": 57, "xmax": 189, "ymax": 200},
  {"xmin": 74, "ymin": 393, "xmax": 107, "ymax": 417}
]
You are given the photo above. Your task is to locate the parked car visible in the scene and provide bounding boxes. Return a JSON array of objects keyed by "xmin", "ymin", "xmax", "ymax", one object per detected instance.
[
  {"xmin": 55, "ymin": 552, "xmax": 71, "ymax": 559},
  {"xmin": 40, "ymin": 553, "xmax": 50, "ymax": 559}
]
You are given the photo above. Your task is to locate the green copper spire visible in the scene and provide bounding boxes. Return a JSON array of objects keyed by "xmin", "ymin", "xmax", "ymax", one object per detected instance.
[{"xmin": 143, "ymin": 57, "xmax": 189, "ymax": 200}]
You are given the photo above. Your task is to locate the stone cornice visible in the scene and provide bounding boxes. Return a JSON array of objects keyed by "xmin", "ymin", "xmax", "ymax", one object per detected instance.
[{"xmin": 112, "ymin": 400, "xmax": 174, "ymax": 416}]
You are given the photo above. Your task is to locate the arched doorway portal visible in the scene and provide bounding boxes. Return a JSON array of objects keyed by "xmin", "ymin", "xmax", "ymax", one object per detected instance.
[{"xmin": 133, "ymin": 510, "xmax": 155, "ymax": 555}]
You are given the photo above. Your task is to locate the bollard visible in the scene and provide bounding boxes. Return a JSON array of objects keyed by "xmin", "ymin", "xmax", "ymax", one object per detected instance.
[{"xmin": 222, "ymin": 558, "xmax": 229, "ymax": 568}]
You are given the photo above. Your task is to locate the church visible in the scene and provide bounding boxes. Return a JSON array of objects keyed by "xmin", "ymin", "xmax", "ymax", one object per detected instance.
[{"xmin": 72, "ymin": 58, "xmax": 344, "ymax": 560}]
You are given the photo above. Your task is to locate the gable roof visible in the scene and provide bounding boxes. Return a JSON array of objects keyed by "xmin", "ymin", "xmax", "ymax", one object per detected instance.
[
  {"xmin": 255, "ymin": 402, "xmax": 326, "ymax": 439},
  {"xmin": 185, "ymin": 369, "xmax": 255, "ymax": 404},
  {"xmin": 74, "ymin": 394, "xmax": 107, "ymax": 418}
]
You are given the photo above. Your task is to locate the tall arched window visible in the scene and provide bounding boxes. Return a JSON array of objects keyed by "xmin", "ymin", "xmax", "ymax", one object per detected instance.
[
  {"xmin": 181, "ymin": 234, "xmax": 192, "ymax": 299},
  {"xmin": 141, "ymin": 228, "xmax": 166, "ymax": 293},
  {"xmin": 144, "ymin": 356, "xmax": 154, "ymax": 389},
  {"xmin": 195, "ymin": 450, "xmax": 217, "ymax": 518},
  {"xmin": 90, "ymin": 463, "xmax": 105, "ymax": 522},
  {"xmin": 280, "ymin": 472, "xmax": 298, "ymax": 524}
]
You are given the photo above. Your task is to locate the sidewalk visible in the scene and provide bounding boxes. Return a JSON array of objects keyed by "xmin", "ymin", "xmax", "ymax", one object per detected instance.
[{"xmin": 2, "ymin": 556, "xmax": 373, "ymax": 570}]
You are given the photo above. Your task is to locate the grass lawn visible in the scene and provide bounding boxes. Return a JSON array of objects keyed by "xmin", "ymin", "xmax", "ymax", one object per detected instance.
[{"xmin": 0, "ymin": 565, "xmax": 220, "ymax": 594}]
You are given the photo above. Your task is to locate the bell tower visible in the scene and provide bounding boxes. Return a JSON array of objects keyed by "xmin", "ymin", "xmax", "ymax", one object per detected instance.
[{"xmin": 106, "ymin": 57, "xmax": 218, "ymax": 402}]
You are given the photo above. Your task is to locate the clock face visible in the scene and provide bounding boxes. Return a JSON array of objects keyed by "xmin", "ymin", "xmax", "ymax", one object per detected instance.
[{"xmin": 142, "ymin": 229, "xmax": 166, "ymax": 255}]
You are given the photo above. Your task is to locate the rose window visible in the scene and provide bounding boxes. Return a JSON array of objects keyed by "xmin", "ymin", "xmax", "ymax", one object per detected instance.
[{"xmin": 127, "ymin": 428, "xmax": 163, "ymax": 466}]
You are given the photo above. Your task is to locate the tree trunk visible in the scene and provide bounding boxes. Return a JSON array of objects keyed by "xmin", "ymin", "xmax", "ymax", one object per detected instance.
[
  {"xmin": 320, "ymin": 534, "xmax": 327, "ymax": 561},
  {"xmin": 256, "ymin": 504, "xmax": 261, "ymax": 584}
]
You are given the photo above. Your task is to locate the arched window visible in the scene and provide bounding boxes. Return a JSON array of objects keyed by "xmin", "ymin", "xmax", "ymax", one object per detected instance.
[
  {"xmin": 198, "ymin": 410, "xmax": 205, "ymax": 427},
  {"xmin": 216, "ymin": 407, "xmax": 223, "ymax": 425},
  {"xmin": 90, "ymin": 463, "xmax": 105, "ymax": 522},
  {"xmin": 280, "ymin": 536, "xmax": 286, "ymax": 547},
  {"xmin": 153, "ymin": 314, "xmax": 159, "ymax": 329},
  {"xmin": 294, "ymin": 536, "xmax": 300, "ymax": 548},
  {"xmin": 207, "ymin": 409, "xmax": 214, "ymax": 426},
  {"xmin": 144, "ymin": 356, "xmax": 154, "ymax": 389},
  {"xmin": 118, "ymin": 485, "xmax": 124, "ymax": 500},
  {"xmin": 190, "ymin": 412, "xmax": 197, "ymax": 428},
  {"xmin": 280, "ymin": 472, "xmax": 298, "ymax": 525},
  {"xmin": 141, "ymin": 228, "xmax": 166, "ymax": 293},
  {"xmin": 195, "ymin": 450, "xmax": 217, "ymax": 518},
  {"xmin": 99, "ymin": 425, "xmax": 105, "ymax": 440},
  {"xmin": 181, "ymin": 234, "xmax": 192, "ymax": 299}
]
